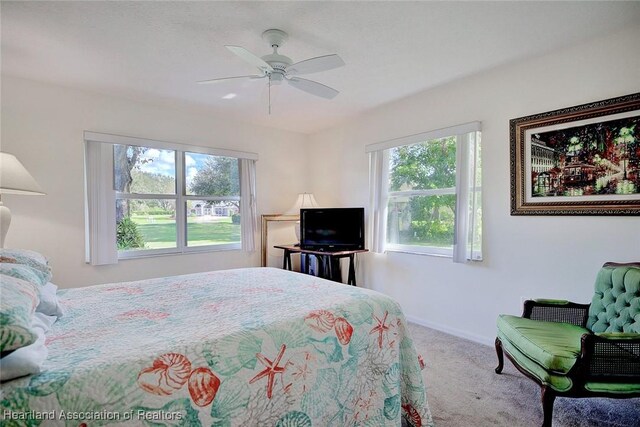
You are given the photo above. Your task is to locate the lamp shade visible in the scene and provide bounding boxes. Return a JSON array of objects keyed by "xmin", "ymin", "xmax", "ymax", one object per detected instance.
[
  {"xmin": 286, "ymin": 193, "xmax": 319, "ymax": 214},
  {"xmin": 0, "ymin": 153, "xmax": 45, "ymax": 195}
]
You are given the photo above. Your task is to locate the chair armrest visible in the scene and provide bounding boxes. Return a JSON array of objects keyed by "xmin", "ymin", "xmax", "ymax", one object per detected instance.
[
  {"xmin": 595, "ymin": 332, "xmax": 640, "ymax": 340},
  {"xmin": 532, "ymin": 298, "xmax": 569, "ymax": 305},
  {"xmin": 577, "ymin": 333, "xmax": 640, "ymax": 382},
  {"xmin": 522, "ymin": 299, "xmax": 590, "ymax": 327}
]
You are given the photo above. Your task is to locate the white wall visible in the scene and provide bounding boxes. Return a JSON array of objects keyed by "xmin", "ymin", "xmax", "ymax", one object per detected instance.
[
  {"xmin": 1, "ymin": 76, "xmax": 309, "ymax": 287},
  {"xmin": 307, "ymin": 25, "xmax": 640, "ymax": 345}
]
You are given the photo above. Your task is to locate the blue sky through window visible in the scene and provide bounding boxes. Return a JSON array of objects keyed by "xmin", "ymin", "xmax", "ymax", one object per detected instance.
[{"xmin": 137, "ymin": 148, "xmax": 176, "ymax": 178}]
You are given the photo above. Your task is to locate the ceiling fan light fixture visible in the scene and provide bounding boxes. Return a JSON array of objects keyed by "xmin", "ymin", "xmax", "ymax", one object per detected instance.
[{"xmin": 269, "ymin": 72, "xmax": 284, "ymax": 85}]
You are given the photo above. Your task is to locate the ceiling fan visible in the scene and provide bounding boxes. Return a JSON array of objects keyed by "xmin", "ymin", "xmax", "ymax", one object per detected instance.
[{"xmin": 198, "ymin": 29, "xmax": 345, "ymax": 113}]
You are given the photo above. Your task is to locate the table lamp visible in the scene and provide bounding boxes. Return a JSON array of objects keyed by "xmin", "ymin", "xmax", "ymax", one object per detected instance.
[
  {"xmin": 286, "ymin": 192, "xmax": 319, "ymax": 241},
  {"xmin": 0, "ymin": 152, "xmax": 45, "ymax": 248}
]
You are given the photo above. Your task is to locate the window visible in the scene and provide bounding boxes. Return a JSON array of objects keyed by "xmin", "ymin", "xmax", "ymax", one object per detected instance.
[
  {"xmin": 367, "ymin": 122, "xmax": 482, "ymax": 261},
  {"xmin": 114, "ymin": 146, "xmax": 179, "ymax": 253},
  {"xmin": 184, "ymin": 152, "xmax": 240, "ymax": 249},
  {"xmin": 85, "ymin": 132, "xmax": 257, "ymax": 264}
]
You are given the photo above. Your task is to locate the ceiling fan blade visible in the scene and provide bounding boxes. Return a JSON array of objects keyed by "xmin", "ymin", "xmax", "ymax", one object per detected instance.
[
  {"xmin": 286, "ymin": 54, "xmax": 345, "ymax": 76},
  {"xmin": 225, "ymin": 45, "xmax": 273, "ymax": 73},
  {"xmin": 287, "ymin": 77, "xmax": 339, "ymax": 99},
  {"xmin": 197, "ymin": 75, "xmax": 265, "ymax": 84}
]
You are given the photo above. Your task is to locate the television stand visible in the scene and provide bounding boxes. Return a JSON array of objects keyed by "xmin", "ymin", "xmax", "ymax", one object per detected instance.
[{"xmin": 274, "ymin": 245, "xmax": 368, "ymax": 286}]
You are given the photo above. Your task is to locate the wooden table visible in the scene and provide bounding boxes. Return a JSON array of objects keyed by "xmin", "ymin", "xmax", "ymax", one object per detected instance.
[{"xmin": 274, "ymin": 245, "xmax": 368, "ymax": 286}]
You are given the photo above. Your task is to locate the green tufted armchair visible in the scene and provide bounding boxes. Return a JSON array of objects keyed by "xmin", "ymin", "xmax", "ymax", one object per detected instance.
[{"xmin": 495, "ymin": 262, "xmax": 640, "ymax": 427}]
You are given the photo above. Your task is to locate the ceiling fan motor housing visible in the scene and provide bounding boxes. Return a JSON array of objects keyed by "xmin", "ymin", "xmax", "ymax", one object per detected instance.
[
  {"xmin": 261, "ymin": 30, "xmax": 292, "ymax": 85},
  {"xmin": 261, "ymin": 53, "xmax": 292, "ymax": 84}
]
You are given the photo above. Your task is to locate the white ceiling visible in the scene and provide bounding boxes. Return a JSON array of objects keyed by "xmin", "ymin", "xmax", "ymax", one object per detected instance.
[{"xmin": 2, "ymin": 1, "xmax": 639, "ymax": 134}]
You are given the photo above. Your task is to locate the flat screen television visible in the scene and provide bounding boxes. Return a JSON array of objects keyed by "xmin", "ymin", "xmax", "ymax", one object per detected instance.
[{"xmin": 300, "ymin": 207, "xmax": 365, "ymax": 251}]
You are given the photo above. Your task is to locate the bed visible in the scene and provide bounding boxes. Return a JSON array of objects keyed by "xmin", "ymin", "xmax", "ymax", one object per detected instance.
[{"xmin": 1, "ymin": 267, "xmax": 432, "ymax": 426}]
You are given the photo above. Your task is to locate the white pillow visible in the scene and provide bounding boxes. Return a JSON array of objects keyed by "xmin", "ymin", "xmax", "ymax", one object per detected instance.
[
  {"xmin": 36, "ymin": 282, "xmax": 66, "ymax": 318},
  {"xmin": 0, "ymin": 312, "xmax": 56, "ymax": 381}
]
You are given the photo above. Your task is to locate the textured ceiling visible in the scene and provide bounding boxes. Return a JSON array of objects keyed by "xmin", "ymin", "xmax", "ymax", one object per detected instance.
[{"xmin": 2, "ymin": 1, "xmax": 639, "ymax": 134}]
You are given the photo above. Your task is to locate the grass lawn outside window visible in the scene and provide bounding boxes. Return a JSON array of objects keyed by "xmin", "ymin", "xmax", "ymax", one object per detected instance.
[{"xmin": 132, "ymin": 214, "xmax": 241, "ymax": 249}]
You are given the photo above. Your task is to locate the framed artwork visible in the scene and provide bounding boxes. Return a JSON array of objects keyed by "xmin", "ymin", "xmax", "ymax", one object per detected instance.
[
  {"xmin": 510, "ymin": 92, "xmax": 640, "ymax": 215},
  {"xmin": 261, "ymin": 214, "xmax": 299, "ymax": 267}
]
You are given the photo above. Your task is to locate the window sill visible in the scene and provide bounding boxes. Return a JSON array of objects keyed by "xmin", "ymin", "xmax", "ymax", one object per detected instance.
[
  {"xmin": 385, "ymin": 244, "xmax": 453, "ymax": 258},
  {"xmin": 385, "ymin": 248, "xmax": 453, "ymax": 258},
  {"xmin": 118, "ymin": 244, "xmax": 241, "ymax": 260},
  {"xmin": 385, "ymin": 247, "xmax": 484, "ymax": 262}
]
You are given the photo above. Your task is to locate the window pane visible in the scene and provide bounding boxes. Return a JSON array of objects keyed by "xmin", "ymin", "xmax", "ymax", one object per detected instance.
[
  {"xmin": 387, "ymin": 195, "xmax": 456, "ymax": 248},
  {"xmin": 186, "ymin": 201, "xmax": 241, "ymax": 247},
  {"xmin": 388, "ymin": 136, "xmax": 456, "ymax": 191},
  {"xmin": 114, "ymin": 145, "xmax": 176, "ymax": 194},
  {"xmin": 469, "ymin": 190, "xmax": 482, "ymax": 254},
  {"xmin": 185, "ymin": 152, "xmax": 239, "ymax": 197},
  {"xmin": 116, "ymin": 199, "xmax": 176, "ymax": 250}
]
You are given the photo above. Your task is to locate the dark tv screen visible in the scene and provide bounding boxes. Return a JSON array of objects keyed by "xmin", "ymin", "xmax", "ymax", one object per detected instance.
[{"xmin": 300, "ymin": 208, "xmax": 365, "ymax": 250}]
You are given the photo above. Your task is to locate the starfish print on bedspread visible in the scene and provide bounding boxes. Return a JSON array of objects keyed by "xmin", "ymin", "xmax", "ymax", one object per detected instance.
[
  {"xmin": 249, "ymin": 344, "xmax": 287, "ymax": 399},
  {"xmin": 370, "ymin": 311, "xmax": 390, "ymax": 349}
]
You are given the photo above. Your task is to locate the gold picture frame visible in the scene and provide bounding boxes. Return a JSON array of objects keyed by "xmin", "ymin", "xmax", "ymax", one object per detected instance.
[{"xmin": 510, "ymin": 92, "xmax": 640, "ymax": 215}]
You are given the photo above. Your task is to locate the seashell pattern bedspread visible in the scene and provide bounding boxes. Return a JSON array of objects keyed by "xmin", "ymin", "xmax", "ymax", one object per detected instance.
[{"xmin": 0, "ymin": 267, "xmax": 433, "ymax": 426}]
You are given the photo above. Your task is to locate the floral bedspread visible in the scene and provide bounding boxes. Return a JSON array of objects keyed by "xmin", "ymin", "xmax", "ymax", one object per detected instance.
[{"xmin": 1, "ymin": 267, "xmax": 432, "ymax": 426}]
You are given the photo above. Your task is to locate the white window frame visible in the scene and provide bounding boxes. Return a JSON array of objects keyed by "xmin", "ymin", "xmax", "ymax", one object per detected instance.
[
  {"xmin": 84, "ymin": 132, "xmax": 257, "ymax": 262},
  {"xmin": 366, "ymin": 122, "xmax": 482, "ymax": 261}
]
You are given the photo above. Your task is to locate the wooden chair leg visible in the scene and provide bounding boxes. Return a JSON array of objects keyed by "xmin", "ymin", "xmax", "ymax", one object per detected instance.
[
  {"xmin": 541, "ymin": 386, "xmax": 556, "ymax": 427},
  {"xmin": 495, "ymin": 337, "xmax": 504, "ymax": 374}
]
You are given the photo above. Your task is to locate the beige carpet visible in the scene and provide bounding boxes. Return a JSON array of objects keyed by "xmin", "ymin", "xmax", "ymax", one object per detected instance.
[{"xmin": 408, "ymin": 323, "xmax": 640, "ymax": 427}]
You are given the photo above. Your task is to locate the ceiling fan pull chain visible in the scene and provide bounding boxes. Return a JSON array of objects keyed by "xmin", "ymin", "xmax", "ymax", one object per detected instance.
[{"xmin": 268, "ymin": 75, "xmax": 272, "ymax": 115}]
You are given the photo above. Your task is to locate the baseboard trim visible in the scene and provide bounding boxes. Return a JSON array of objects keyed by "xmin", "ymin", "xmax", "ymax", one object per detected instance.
[{"xmin": 405, "ymin": 315, "xmax": 493, "ymax": 347}]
